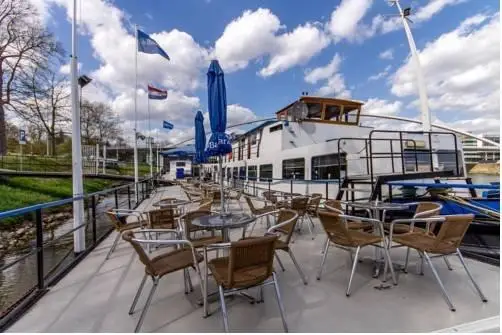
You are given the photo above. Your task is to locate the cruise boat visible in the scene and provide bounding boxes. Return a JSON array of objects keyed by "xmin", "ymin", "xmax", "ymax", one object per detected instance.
[{"xmin": 202, "ymin": 95, "xmax": 466, "ymax": 200}]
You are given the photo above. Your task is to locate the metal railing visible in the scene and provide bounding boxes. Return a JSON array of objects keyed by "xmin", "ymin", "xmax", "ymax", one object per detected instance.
[{"xmin": 0, "ymin": 178, "xmax": 155, "ymax": 331}]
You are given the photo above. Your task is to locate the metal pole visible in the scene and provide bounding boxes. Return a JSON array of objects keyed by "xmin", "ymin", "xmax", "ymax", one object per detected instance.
[
  {"xmin": 35, "ymin": 209, "xmax": 44, "ymax": 290},
  {"xmin": 95, "ymin": 143, "xmax": 99, "ymax": 174},
  {"xmin": 148, "ymin": 97, "xmax": 153, "ymax": 178},
  {"xmin": 133, "ymin": 24, "xmax": 139, "ymax": 202},
  {"xmin": 219, "ymin": 156, "xmax": 225, "ymax": 214},
  {"xmin": 103, "ymin": 144, "xmax": 106, "ymax": 174},
  {"xmin": 20, "ymin": 143, "xmax": 22, "ymax": 172},
  {"xmin": 71, "ymin": 0, "xmax": 85, "ymax": 253},
  {"xmin": 394, "ymin": 0, "xmax": 431, "ymax": 132}
]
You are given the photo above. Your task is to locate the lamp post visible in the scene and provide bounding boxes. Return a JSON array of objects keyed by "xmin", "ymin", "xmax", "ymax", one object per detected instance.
[{"xmin": 78, "ymin": 75, "xmax": 92, "ymax": 108}]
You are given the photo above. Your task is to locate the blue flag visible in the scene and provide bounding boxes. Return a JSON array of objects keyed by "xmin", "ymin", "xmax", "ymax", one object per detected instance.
[
  {"xmin": 137, "ymin": 29, "xmax": 170, "ymax": 61},
  {"xmin": 163, "ymin": 121, "xmax": 174, "ymax": 130}
]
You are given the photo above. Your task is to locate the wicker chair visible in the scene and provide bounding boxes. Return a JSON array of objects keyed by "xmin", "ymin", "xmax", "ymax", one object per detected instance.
[
  {"xmin": 290, "ymin": 196, "xmax": 314, "ymax": 239},
  {"xmin": 203, "ymin": 235, "xmax": 288, "ymax": 332},
  {"xmin": 316, "ymin": 210, "xmax": 397, "ymax": 296},
  {"xmin": 104, "ymin": 209, "xmax": 147, "ymax": 260},
  {"xmin": 180, "ymin": 210, "xmax": 223, "ymax": 249},
  {"xmin": 307, "ymin": 193, "xmax": 322, "ymax": 216},
  {"xmin": 226, "ymin": 189, "xmax": 243, "ymax": 211},
  {"xmin": 122, "ymin": 229, "xmax": 204, "ymax": 332},
  {"xmin": 265, "ymin": 209, "xmax": 307, "ymax": 285},
  {"xmin": 389, "ymin": 214, "xmax": 487, "ymax": 311},
  {"xmin": 245, "ymin": 196, "xmax": 276, "ymax": 231},
  {"xmin": 147, "ymin": 207, "xmax": 178, "ymax": 230}
]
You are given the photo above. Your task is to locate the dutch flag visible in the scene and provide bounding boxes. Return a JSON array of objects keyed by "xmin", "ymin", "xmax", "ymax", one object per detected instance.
[{"xmin": 148, "ymin": 84, "xmax": 168, "ymax": 100}]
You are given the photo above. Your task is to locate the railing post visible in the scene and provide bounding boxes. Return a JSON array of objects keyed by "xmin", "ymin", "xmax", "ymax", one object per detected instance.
[
  {"xmin": 127, "ymin": 186, "xmax": 131, "ymax": 209},
  {"xmin": 290, "ymin": 179, "xmax": 293, "ymax": 195},
  {"xmin": 268, "ymin": 180, "xmax": 271, "ymax": 196},
  {"xmin": 253, "ymin": 180, "xmax": 256, "ymax": 197},
  {"xmin": 35, "ymin": 209, "xmax": 44, "ymax": 290},
  {"xmin": 325, "ymin": 182, "xmax": 328, "ymax": 200},
  {"xmin": 114, "ymin": 189, "xmax": 119, "ymax": 208},
  {"xmin": 91, "ymin": 195, "xmax": 97, "ymax": 244}
]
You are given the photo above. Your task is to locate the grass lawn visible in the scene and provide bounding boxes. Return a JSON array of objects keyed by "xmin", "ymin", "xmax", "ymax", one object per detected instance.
[{"xmin": 0, "ymin": 177, "xmax": 118, "ymax": 229}]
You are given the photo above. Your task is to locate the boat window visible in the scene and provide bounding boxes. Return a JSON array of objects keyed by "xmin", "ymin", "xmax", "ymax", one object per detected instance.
[
  {"xmin": 232, "ymin": 167, "xmax": 238, "ymax": 178},
  {"xmin": 311, "ymin": 154, "xmax": 346, "ymax": 180},
  {"xmin": 226, "ymin": 167, "xmax": 231, "ymax": 180},
  {"xmin": 324, "ymin": 105, "xmax": 341, "ymax": 120},
  {"xmin": 251, "ymin": 133, "xmax": 257, "ymax": 145},
  {"xmin": 282, "ymin": 158, "xmax": 305, "ymax": 180},
  {"xmin": 259, "ymin": 164, "xmax": 273, "ymax": 181},
  {"xmin": 270, "ymin": 124, "xmax": 283, "ymax": 133},
  {"xmin": 306, "ymin": 103, "xmax": 322, "ymax": 118},
  {"xmin": 222, "ymin": 167, "xmax": 225, "ymax": 177},
  {"xmin": 437, "ymin": 150, "xmax": 463, "ymax": 175},
  {"xmin": 239, "ymin": 166, "xmax": 246, "ymax": 179},
  {"xmin": 176, "ymin": 162, "xmax": 186, "ymax": 167},
  {"xmin": 248, "ymin": 165, "xmax": 257, "ymax": 180}
]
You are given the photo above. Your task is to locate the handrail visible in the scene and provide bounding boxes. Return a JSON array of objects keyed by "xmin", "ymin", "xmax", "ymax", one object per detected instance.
[
  {"xmin": 0, "ymin": 178, "xmax": 152, "ymax": 220},
  {"xmin": 386, "ymin": 182, "xmax": 500, "ymax": 190}
]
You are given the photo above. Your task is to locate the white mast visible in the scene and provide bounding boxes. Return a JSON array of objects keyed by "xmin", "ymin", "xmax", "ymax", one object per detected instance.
[
  {"xmin": 133, "ymin": 24, "xmax": 139, "ymax": 201},
  {"xmin": 71, "ymin": 0, "xmax": 85, "ymax": 253},
  {"xmin": 394, "ymin": 0, "xmax": 431, "ymax": 132}
]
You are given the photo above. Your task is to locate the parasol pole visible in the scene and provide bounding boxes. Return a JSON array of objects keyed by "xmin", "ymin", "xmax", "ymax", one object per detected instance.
[{"xmin": 219, "ymin": 155, "xmax": 225, "ymax": 213}]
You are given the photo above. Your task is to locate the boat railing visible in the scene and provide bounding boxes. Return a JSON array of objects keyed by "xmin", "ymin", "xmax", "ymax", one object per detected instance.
[{"xmin": 0, "ymin": 178, "xmax": 155, "ymax": 331}]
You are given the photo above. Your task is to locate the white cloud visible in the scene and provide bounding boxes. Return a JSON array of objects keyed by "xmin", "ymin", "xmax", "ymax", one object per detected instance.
[
  {"xmin": 304, "ymin": 54, "xmax": 350, "ymax": 97},
  {"xmin": 379, "ymin": 48, "xmax": 394, "ymax": 60},
  {"xmin": 391, "ymin": 13, "xmax": 500, "ymax": 116},
  {"xmin": 368, "ymin": 65, "xmax": 392, "ymax": 82},
  {"xmin": 435, "ymin": 116, "xmax": 501, "ymax": 135},
  {"xmin": 304, "ymin": 54, "xmax": 342, "ymax": 84},
  {"xmin": 326, "ymin": 0, "xmax": 374, "ymax": 42},
  {"xmin": 363, "ymin": 98, "xmax": 402, "ymax": 116},
  {"xmin": 213, "ymin": 8, "xmax": 329, "ymax": 76}
]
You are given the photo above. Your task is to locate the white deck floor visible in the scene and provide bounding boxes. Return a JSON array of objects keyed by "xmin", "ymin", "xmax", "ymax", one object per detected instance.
[{"xmin": 7, "ymin": 186, "xmax": 500, "ymax": 333}]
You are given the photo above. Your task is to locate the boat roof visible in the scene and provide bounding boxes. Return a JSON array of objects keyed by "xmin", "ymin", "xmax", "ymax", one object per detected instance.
[
  {"xmin": 275, "ymin": 96, "xmax": 365, "ymax": 115},
  {"xmin": 234, "ymin": 120, "xmax": 277, "ymax": 139}
]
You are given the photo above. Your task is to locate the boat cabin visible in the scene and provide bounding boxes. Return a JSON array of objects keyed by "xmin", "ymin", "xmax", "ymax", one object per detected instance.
[{"xmin": 276, "ymin": 96, "xmax": 364, "ymax": 125}]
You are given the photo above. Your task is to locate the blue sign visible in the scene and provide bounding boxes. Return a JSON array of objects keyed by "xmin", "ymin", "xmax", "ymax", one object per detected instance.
[
  {"xmin": 19, "ymin": 130, "xmax": 26, "ymax": 144},
  {"xmin": 163, "ymin": 121, "xmax": 174, "ymax": 130}
]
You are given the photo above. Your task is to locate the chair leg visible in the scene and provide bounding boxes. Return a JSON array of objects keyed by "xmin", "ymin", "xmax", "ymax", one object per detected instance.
[
  {"xmin": 306, "ymin": 215, "xmax": 315, "ymax": 240},
  {"xmin": 382, "ymin": 242, "xmax": 397, "ymax": 285},
  {"xmin": 317, "ymin": 240, "xmax": 330, "ymax": 280},
  {"xmin": 346, "ymin": 246, "xmax": 361, "ymax": 297},
  {"xmin": 187, "ymin": 268, "xmax": 194, "ymax": 292},
  {"xmin": 258, "ymin": 285, "xmax": 264, "ymax": 303},
  {"xmin": 238, "ymin": 200, "xmax": 243, "ymax": 211},
  {"xmin": 183, "ymin": 268, "xmax": 189, "ymax": 294},
  {"xmin": 456, "ymin": 249, "xmax": 487, "ymax": 302},
  {"xmin": 443, "ymin": 256, "xmax": 453, "ymax": 271},
  {"xmin": 105, "ymin": 233, "xmax": 121, "ymax": 260},
  {"xmin": 320, "ymin": 236, "xmax": 328, "ymax": 254},
  {"xmin": 129, "ymin": 274, "xmax": 148, "ymax": 315},
  {"xmin": 272, "ymin": 272, "xmax": 289, "ymax": 332},
  {"xmin": 423, "ymin": 252, "xmax": 456, "ymax": 311},
  {"xmin": 417, "ymin": 252, "xmax": 424, "ymax": 275},
  {"xmin": 288, "ymin": 250, "xmax": 308, "ymax": 285},
  {"xmin": 403, "ymin": 247, "xmax": 411, "ymax": 273},
  {"xmin": 275, "ymin": 252, "xmax": 286, "ymax": 272},
  {"xmin": 218, "ymin": 285, "xmax": 230, "ymax": 332},
  {"xmin": 135, "ymin": 277, "xmax": 159, "ymax": 333}
]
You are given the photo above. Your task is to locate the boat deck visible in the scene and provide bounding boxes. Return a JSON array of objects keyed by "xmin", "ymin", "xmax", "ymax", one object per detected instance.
[{"xmin": 7, "ymin": 186, "xmax": 500, "ymax": 333}]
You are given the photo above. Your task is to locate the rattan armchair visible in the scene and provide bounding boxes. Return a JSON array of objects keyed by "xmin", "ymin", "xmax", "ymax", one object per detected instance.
[
  {"xmin": 203, "ymin": 235, "xmax": 288, "ymax": 332},
  {"xmin": 264, "ymin": 209, "xmax": 307, "ymax": 285},
  {"xmin": 389, "ymin": 214, "xmax": 487, "ymax": 311},
  {"xmin": 290, "ymin": 196, "xmax": 314, "ymax": 239},
  {"xmin": 105, "ymin": 209, "xmax": 147, "ymax": 260},
  {"xmin": 317, "ymin": 210, "xmax": 397, "ymax": 296},
  {"xmin": 180, "ymin": 210, "xmax": 223, "ymax": 249},
  {"xmin": 122, "ymin": 229, "xmax": 204, "ymax": 332},
  {"xmin": 245, "ymin": 196, "xmax": 276, "ymax": 230},
  {"xmin": 226, "ymin": 189, "xmax": 243, "ymax": 210},
  {"xmin": 147, "ymin": 207, "xmax": 178, "ymax": 230},
  {"xmin": 307, "ymin": 193, "xmax": 322, "ymax": 217}
]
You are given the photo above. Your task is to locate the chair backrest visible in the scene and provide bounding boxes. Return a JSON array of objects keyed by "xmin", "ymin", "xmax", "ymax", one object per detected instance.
[
  {"xmin": 262, "ymin": 191, "xmax": 278, "ymax": 204},
  {"xmin": 309, "ymin": 194, "xmax": 322, "ymax": 210},
  {"xmin": 267, "ymin": 209, "xmax": 299, "ymax": 245},
  {"xmin": 182, "ymin": 210, "xmax": 212, "ymax": 235},
  {"xmin": 433, "ymin": 214, "xmax": 474, "ymax": 251},
  {"xmin": 324, "ymin": 199, "xmax": 343, "ymax": 213},
  {"xmin": 227, "ymin": 235, "xmax": 277, "ymax": 288},
  {"xmin": 198, "ymin": 198, "xmax": 213, "ymax": 211},
  {"xmin": 414, "ymin": 202, "xmax": 442, "ymax": 218},
  {"xmin": 290, "ymin": 197, "xmax": 309, "ymax": 213},
  {"xmin": 105, "ymin": 211, "xmax": 126, "ymax": 231},
  {"xmin": 317, "ymin": 210, "xmax": 354, "ymax": 245},
  {"xmin": 148, "ymin": 208, "xmax": 176, "ymax": 229},
  {"xmin": 245, "ymin": 196, "xmax": 258, "ymax": 214},
  {"xmin": 122, "ymin": 230, "xmax": 155, "ymax": 274}
]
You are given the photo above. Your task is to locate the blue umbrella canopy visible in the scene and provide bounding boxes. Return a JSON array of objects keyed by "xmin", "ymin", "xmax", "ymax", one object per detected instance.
[
  {"xmin": 194, "ymin": 110, "xmax": 207, "ymax": 164},
  {"xmin": 205, "ymin": 60, "xmax": 232, "ymax": 156}
]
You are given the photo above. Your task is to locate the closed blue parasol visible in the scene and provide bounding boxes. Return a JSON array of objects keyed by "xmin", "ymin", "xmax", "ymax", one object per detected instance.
[
  {"xmin": 194, "ymin": 110, "xmax": 207, "ymax": 164},
  {"xmin": 205, "ymin": 60, "xmax": 232, "ymax": 156},
  {"xmin": 205, "ymin": 60, "xmax": 231, "ymax": 213}
]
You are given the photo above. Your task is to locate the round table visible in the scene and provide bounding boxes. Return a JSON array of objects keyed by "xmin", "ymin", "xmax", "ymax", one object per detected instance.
[
  {"xmin": 152, "ymin": 198, "xmax": 191, "ymax": 209},
  {"xmin": 340, "ymin": 200, "xmax": 409, "ymax": 221},
  {"xmin": 192, "ymin": 212, "xmax": 255, "ymax": 242}
]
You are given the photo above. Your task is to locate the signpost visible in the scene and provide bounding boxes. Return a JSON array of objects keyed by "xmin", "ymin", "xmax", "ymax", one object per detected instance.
[{"xmin": 19, "ymin": 130, "xmax": 26, "ymax": 171}]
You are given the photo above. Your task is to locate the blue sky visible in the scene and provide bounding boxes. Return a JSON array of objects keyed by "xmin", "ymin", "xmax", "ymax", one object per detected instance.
[{"xmin": 32, "ymin": 0, "xmax": 500, "ymax": 143}]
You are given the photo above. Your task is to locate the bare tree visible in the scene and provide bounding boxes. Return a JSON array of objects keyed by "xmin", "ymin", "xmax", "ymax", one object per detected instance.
[
  {"xmin": 80, "ymin": 100, "xmax": 121, "ymax": 145},
  {"xmin": 11, "ymin": 55, "xmax": 70, "ymax": 156},
  {"xmin": 0, "ymin": 0, "xmax": 62, "ymax": 155}
]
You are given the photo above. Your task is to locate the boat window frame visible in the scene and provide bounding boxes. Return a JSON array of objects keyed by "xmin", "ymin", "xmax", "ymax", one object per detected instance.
[
  {"xmin": 282, "ymin": 158, "xmax": 305, "ymax": 180},
  {"xmin": 259, "ymin": 164, "xmax": 273, "ymax": 181},
  {"xmin": 247, "ymin": 165, "xmax": 257, "ymax": 180},
  {"xmin": 311, "ymin": 153, "xmax": 347, "ymax": 180}
]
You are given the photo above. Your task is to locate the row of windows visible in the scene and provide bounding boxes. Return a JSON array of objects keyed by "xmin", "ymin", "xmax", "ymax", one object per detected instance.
[{"xmin": 223, "ymin": 153, "xmax": 347, "ymax": 181}]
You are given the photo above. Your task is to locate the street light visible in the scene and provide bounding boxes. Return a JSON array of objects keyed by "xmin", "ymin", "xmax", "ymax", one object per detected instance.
[{"xmin": 78, "ymin": 75, "xmax": 92, "ymax": 108}]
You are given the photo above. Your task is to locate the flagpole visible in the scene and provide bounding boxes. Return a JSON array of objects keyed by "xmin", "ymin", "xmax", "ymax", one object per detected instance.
[
  {"xmin": 133, "ymin": 24, "xmax": 139, "ymax": 202},
  {"xmin": 148, "ymin": 94, "xmax": 153, "ymax": 178}
]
